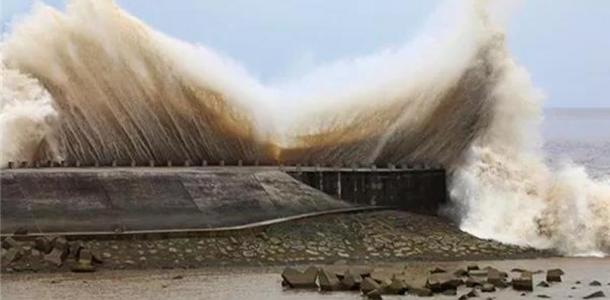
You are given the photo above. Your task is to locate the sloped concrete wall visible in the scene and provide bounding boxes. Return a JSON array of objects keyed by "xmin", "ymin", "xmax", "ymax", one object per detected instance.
[{"xmin": 0, "ymin": 168, "xmax": 352, "ymax": 234}]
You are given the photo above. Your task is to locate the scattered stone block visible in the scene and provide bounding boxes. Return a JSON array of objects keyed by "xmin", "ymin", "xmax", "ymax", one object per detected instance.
[
  {"xmin": 71, "ymin": 261, "xmax": 95, "ymax": 273},
  {"xmin": 429, "ymin": 267, "xmax": 446, "ymax": 274},
  {"xmin": 361, "ymin": 277, "xmax": 381, "ymax": 294},
  {"xmin": 469, "ymin": 270, "xmax": 488, "ymax": 277},
  {"xmin": 370, "ymin": 270, "xmax": 393, "ymax": 283},
  {"xmin": 546, "ymin": 269, "xmax": 564, "ymax": 282},
  {"xmin": 2, "ymin": 247, "xmax": 22, "ymax": 265},
  {"xmin": 454, "ymin": 268, "xmax": 468, "ymax": 277},
  {"xmin": 366, "ymin": 289, "xmax": 382, "ymax": 300},
  {"xmin": 30, "ymin": 249, "xmax": 41, "ymax": 257},
  {"xmin": 78, "ymin": 249, "xmax": 93, "ymax": 264},
  {"xmin": 52, "ymin": 237, "xmax": 69, "ymax": 255},
  {"xmin": 384, "ymin": 277, "xmax": 407, "ymax": 295},
  {"xmin": 466, "ymin": 288, "xmax": 479, "ymax": 298},
  {"xmin": 91, "ymin": 250, "xmax": 104, "ymax": 264},
  {"xmin": 467, "ymin": 264, "xmax": 480, "ymax": 271},
  {"xmin": 537, "ymin": 281, "xmax": 550, "ymax": 287},
  {"xmin": 44, "ymin": 247, "xmax": 68, "ymax": 267},
  {"xmin": 69, "ymin": 242, "xmax": 84, "ymax": 258},
  {"xmin": 481, "ymin": 283, "xmax": 496, "ymax": 293},
  {"xmin": 281, "ymin": 266, "xmax": 318, "ymax": 289},
  {"xmin": 466, "ymin": 276, "xmax": 483, "ymax": 287},
  {"xmin": 583, "ymin": 291, "xmax": 605, "ymax": 299},
  {"xmin": 537, "ymin": 294, "xmax": 550, "ymax": 298},
  {"xmin": 442, "ymin": 289, "xmax": 457, "ymax": 296},
  {"xmin": 340, "ymin": 270, "xmax": 361, "ymax": 290},
  {"xmin": 426, "ymin": 273, "xmax": 463, "ymax": 293},
  {"xmin": 34, "ymin": 237, "xmax": 53, "ymax": 254},
  {"xmin": 408, "ymin": 287, "xmax": 432, "ymax": 297},
  {"xmin": 487, "ymin": 268, "xmax": 508, "ymax": 288},
  {"xmin": 1, "ymin": 237, "xmax": 19, "ymax": 249},
  {"xmin": 512, "ymin": 274, "xmax": 533, "ymax": 292},
  {"xmin": 318, "ymin": 269, "xmax": 340, "ymax": 291},
  {"xmin": 589, "ymin": 280, "xmax": 601, "ymax": 286}
]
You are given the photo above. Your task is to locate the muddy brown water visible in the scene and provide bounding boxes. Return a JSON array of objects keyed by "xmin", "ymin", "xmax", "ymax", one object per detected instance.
[{"xmin": 2, "ymin": 257, "xmax": 609, "ymax": 300}]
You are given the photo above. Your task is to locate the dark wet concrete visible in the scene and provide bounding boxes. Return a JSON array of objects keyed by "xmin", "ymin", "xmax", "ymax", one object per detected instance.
[{"xmin": 1, "ymin": 168, "xmax": 353, "ymax": 233}]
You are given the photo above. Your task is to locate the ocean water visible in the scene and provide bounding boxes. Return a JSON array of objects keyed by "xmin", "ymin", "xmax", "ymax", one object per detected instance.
[{"xmin": 543, "ymin": 108, "xmax": 610, "ymax": 179}]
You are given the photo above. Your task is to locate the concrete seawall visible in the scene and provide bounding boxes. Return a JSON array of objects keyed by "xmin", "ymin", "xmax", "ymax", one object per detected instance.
[
  {"xmin": 288, "ymin": 167, "xmax": 446, "ymax": 215},
  {"xmin": 1, "ymin": 166, "xmax": 446, "ymax": 234}
]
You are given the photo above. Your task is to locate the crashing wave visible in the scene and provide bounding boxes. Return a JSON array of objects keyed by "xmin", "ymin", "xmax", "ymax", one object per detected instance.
[{"xmin": 1, "ymin": 0, "xmax": 608, "ymax": 256}]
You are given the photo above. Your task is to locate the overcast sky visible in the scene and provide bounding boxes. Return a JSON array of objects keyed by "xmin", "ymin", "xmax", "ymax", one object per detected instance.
[{"xmin": 2, "ymin": 0, "xmax": 609, "ymax": 107}]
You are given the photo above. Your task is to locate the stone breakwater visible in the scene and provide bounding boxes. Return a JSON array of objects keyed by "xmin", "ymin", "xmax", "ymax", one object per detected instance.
[
  {"xmin": 1, "ymin": 211, "xmax": 553, "ymax": 273},
  {"xmin": 280, "ymin": 264, "xmax": 608, "ymax": 299}
]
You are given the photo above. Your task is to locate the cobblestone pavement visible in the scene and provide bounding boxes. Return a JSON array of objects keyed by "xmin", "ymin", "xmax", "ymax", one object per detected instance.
[{"xmin": 1, "ymin": 211, "xmax": 554, "ymax": 273}]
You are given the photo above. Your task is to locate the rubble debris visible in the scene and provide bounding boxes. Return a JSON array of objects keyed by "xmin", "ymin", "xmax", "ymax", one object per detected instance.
[
  {"xmin": 71, "ymin": 248, "xmax": 95, "ymax": 273},
  {"xmin": 466, "ymin": 276, "xmax": 483, "ymax": 287},
  {"xmin": 2, "ymin": 248, "xmax": 23, "ymax": 265},
  {"xmin": 512, "ymin": 273, "xmax": 534, "ymax": 292},
  {"xmin": 426, "ymin": 273, "xmax": 463, "ymax": 293},
  {"xmin": 537, "ymin": 281, "xmax": 550, "ymax": 287},
  {"xmin": 441, "ymin": 288, "xmax": 457, "ymax": 296},
  {"xmin": 589, "ymin": 281, "xmax": 601, "ymax": 286},
  {"xmin": 384, "ymin": 277, "xmax": 407, "ymax": 295},
  {"xmin": 481, "ymin": 283, "xmax": 496, "ymax": 292},
  {"xmin": 466, "ymin": 288, "xmax": 479, "ymax": 298},
  {"xmin": 44, "ymin": 248, "xmax": 68, "ymax": 267},
  {"xmin": 583, "ymin": 291, "xmax": 605, "ymax": 299},
  {"xmin": 339, "ymin": 269, "xmax": 361, "ymax": 290},
  {"xmin": 546, "ymin": 268, "xmax": 564, "ymax": 282},
  {"xmin": 454, "ymin": 268, "xmax": 468, "ymax": 277},
  {"xmin": 487, "ymin": 268, "xmax": 508, "ymax": 288},
  {"xmin": 69, "ymin": 242, "xmax": 84, "ymax": 258},
  {"xmin": 469, "ymin": 269, "xmax": 488, "ymax": 277},
  {"xmin": 318, "ymin": 268, "xmax": 340, "ymax": 291},
  {"xmin": 281, "ymin": 266, "xmax": 318, "ymax": 289},
  {"xmin": 467, "ymin": 264, "xmax": 480, "ymax": 271},
  {"xmin": 366, "ymin": 289, "xmax": 382, "ymax": 300},
  {"xmin": 1, "ymin": 237, "xmax": 19, "ymax": 250},
  {"xmin": 360, "ymin": 277, "xmax": 381, "ymax": 294},
  {"xmin": 429, "ymin": 267, "xmax": 446, "ymax": 274},
  {"xmin": 34, "ymin": 237, "xmax": 53, "ymax": 254},
  {"xmin": 408, "ymin": 286, "xmax": 433, "ymax": 297}
]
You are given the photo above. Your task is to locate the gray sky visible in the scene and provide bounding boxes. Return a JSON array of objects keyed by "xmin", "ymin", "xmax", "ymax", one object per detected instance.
[{"xmin": 2, "ymin": 0, "xmax": 609, "ymax": 107}]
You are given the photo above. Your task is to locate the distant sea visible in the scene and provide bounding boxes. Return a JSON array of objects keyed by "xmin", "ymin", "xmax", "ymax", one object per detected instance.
[{"xmin": 543, "ymin": 107, "xmax": 610, "ymax": 179}]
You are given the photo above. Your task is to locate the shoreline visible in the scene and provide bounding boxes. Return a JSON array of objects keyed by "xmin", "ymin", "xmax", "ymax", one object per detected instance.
[{"xmin": 2, "ymin": 257, "xmax": 609, "ymax": 300}]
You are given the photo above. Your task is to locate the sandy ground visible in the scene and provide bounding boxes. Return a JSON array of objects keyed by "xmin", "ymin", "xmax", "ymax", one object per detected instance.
[{"xmin": 2, "ymin": 257, "xmax": 609, "ymax": 300}]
